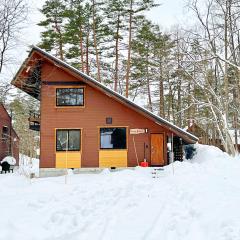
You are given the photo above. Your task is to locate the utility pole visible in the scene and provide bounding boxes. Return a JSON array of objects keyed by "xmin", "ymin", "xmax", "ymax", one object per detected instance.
[{"xmin": 9, "ymin": 109, "xmax": 12, "ymax": 156}]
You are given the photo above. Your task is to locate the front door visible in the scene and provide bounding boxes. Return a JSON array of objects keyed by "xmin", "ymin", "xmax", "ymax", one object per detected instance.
[{"xmin": 151, "ymin": 134, "xmax": 164, "ymax": 166}]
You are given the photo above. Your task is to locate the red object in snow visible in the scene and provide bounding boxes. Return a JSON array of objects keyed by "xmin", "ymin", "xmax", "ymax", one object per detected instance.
[{"xmin": 140, "ymin": 161, "xmax": 149, "ymax": 167}]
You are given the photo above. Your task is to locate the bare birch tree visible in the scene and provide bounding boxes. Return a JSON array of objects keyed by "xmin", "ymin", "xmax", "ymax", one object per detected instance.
[
  {"xmin": 0, "ymin": 0, "xmax": 27, "ymax": 74},
  {"xmin": 183, "ymin": 0, "xmax": 240, "ymax": 155}
]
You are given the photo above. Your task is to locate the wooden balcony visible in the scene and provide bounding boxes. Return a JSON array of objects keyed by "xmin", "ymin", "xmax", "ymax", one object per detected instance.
[{"xmin": 28, "ymin": 111, "xmax": 40, "ymax": 131}]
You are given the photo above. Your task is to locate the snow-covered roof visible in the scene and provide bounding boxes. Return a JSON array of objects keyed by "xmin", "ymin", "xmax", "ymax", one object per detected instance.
[{"xmin": 11, "ymin": 46, "xmax": 198, "ymax": 144}]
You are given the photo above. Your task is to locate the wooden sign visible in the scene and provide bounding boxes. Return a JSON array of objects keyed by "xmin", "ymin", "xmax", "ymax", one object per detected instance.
[{"xmin": 130, "ymin": 129, "xmax": 146, "ymax": 135}]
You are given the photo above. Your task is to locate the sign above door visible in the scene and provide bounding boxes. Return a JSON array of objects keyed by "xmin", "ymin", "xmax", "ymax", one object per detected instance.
[{"xmin": 130, "ymin": 128, "xmax": 148, "ymax": 135}]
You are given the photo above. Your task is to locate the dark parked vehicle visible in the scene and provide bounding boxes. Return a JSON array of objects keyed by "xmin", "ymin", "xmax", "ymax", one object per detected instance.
[{"xmin": 0, "ymin": 161, "xmax": 14, "ymax": 174}]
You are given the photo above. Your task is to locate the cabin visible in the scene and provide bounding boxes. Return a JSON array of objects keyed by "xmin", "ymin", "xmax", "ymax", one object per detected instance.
[
  {"xmin": 0, "ymin": 103, "xmax": 19, "ymax": 164},
  {"xmin": 187, "ymin": 121, "xmax": 209, "ymax": 145},
  {"xmin": 187, "ymin": 121, "xmax": 224, "ymax": 151},
  {"xmin": 11, "ymin": 46, "xmax": 198, "ymax": 170}
]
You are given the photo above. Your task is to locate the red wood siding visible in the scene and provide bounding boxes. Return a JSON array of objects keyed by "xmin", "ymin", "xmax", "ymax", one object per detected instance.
[
  {"xmin": 0, "ymin": 105, "xmax": 19, "ymax": 165},
  {"xmin": 40, "ymin": 62, "xmax": 175, "ymax": 168}
]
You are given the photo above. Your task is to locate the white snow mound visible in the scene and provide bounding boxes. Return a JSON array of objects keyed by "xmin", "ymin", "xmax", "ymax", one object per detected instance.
[
  {"xmin": 1, "ymin": 156, "xmax": 16, "ymax": 165},
  {"xmin": 193, "ymin": 144, "xmax": 233, "ymax": 163},
  {"xmin": 0, "ymin": 144, "xmax": 240, "ymax": 240}
]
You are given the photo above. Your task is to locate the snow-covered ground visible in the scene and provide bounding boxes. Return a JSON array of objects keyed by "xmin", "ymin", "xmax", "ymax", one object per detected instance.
[{"xmin": 1, "ymin": 144, "xmax": 240, "ymax": 240}]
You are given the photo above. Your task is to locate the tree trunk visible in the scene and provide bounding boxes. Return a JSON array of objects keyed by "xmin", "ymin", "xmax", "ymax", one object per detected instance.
[
  {"xmin": 146, "ymin": 48, "xmax": 152, "ymax": 112},
  {"xmin": 54, "ymin": 17, "xmax": 64, "ymax": 61},
  {"xmin": 125, "ymin": 0, "xmax": 133, "ymax": 98},
  {"xmin": 159, "ymin": 61, "xmax": 164, "ymax": 117},
  {"xmin": 223, "ymin": 0, "xmax": 229, "ymax": 122},
  {"xmin": 177, "ymin": 77, "xmax": 182, "ymax": 127},
  {"xmin": 92, "ymin": 0, "xmax": 101, "ymax": 82},
  {"xmin": 228, "ymin": 2, "xmax": 239, "ymax": 150},
  {"xmin": 79, "ymin": 25, "xmax": 84, "ymax": 72},
  {"xmin": 114, "ymin": 14, "xmax": 120, "ymax": 92},
  {"xmin": 86, "ymin": 29, "xmax": 90, "ymax": 75}
]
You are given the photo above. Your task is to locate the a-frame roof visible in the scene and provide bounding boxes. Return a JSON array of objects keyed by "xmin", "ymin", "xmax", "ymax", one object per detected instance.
[
  {"xmin": 11, "ymin": 46, "xmax": 198, "ymax": 144},
  {"xmin": 0, "ymin": 103, "xmax": 10, "ymax": 120}
]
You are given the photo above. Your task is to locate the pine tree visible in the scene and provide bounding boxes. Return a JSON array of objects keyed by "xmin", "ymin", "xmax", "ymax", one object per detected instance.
[
  {"xmin": 91, "ymin": 0, "xmax": 102, "ymax": 82},
  {"xmin": 131, "ymin": 18, "xmax": 156, "ymax": 111},
  {"xmin": 38, "ymin": 0, "xmax": 68, "ymax": 60},
  {"xmin": 104, "ymin": 0, "xmax": 127, "ymax": 91},
  {"xmin": 131, "ymin": 19, "xmax": 174, "ymax": 115},
  {"xmin": 152, "ymin": 28, "xmax": 173, "ymax": 119},
  {"xmin": 125, "ymin": 0, "xmax": 159, "ymax": 98},
  {"xmin": 64, "ymin": 0, "xmax": 87, "ymax": 71}
]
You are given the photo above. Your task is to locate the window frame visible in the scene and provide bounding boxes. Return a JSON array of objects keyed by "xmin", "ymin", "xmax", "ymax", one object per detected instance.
[
  {"xmin": 56, "ymin": 87, "xmax": 85, "ymax": 107},
  {"xmin": 56, "ymin": 129, "xmax": 81, "ymax": 152},
  {"xmin": 99, "ymin": 127, "xmax": 128, "ymax": 150},
  {"xmin": 2, "ymin": 126, "xmax": 9, "ymax": 140}
]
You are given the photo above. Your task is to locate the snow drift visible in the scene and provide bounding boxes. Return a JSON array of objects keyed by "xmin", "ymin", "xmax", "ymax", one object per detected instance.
[
  {"xmin": 1, "ymin": 156, "xmax": 16, "ymax": 165},
  {"xmin": 0, "ymin": 144, "xmax": 240, "ymax": 240}
]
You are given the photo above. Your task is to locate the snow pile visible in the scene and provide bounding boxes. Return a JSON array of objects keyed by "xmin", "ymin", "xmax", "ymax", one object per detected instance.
[
  {"xmin": 0, "ymin": 144, "xmax": 240, "ymax": 240},
  {"xmin": 193, "ymin": 144, "xmax": 232, "ymax": 163},
  {"xmin": 1, "ymin": 156, "xmax": 17, "ymax": 165},
  {"xmin": 18, "ymin": 154, "xmax": 40, "ymax": 177}
]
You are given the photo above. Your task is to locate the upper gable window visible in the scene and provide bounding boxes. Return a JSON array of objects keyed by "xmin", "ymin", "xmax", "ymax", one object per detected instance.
[
  {"xmin": 2, "ymin": 126, "xmax": 9, "ymax": 140},
  {"xmin": 56, "ymin": 88, "xmax": 84, "ymax": 106}
]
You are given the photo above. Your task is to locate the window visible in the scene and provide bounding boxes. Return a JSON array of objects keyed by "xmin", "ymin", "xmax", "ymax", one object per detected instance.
[
  {"xmin": 2, "ymin": 126, "xmax": 8, "ymax": 140},
  {"xmin": 100, "ymin": 128, "xmax": 126, "ymax": 149},
  {"xmin": 56, "ymin": 88, "xmax": 84, "ymax": 106},
  {"xmin": 56, "ymin": 129, "xmax": 81, "ymax": 151},
  {"xmin": 106, "ymin": 117, "xmax": 112, "ymax": 124}
]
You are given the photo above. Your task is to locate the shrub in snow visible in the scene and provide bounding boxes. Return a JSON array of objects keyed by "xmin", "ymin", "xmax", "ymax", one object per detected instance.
[{"xmin": 18, "ymin": 154, "xmax": 39, "ymax": 177}]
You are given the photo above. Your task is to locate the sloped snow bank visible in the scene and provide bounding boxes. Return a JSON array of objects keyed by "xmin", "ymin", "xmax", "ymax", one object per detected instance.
[
  {"xmin": 191, "ymin": 144, "xmax": 240, "ymax": 177},
  {"xmin": 193, "ymin": 144, "xmax": 234, "ymax": 163},
  {"xmin": 0, "ymin": 144, "xmax": 240, "ymax": 240}
]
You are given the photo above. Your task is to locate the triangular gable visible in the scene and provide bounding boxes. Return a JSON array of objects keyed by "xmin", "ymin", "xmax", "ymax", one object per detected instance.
[{"xmin": 0, "ymin": 103, "xmax": 10, "ymax": 120}]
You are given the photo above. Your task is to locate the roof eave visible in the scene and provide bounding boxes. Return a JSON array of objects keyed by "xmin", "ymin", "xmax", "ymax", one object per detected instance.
[{"xmin": 11, "ymin": 47, "xmax": 41, "ymax": 100}]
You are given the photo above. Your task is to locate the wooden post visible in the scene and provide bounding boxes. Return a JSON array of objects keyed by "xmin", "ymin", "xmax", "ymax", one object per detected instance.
[
  {"xmin": 65, "ymin": 132, "xmax": 68, "ymax": 184},
  {"xmin": 9, "ymin": 109, "xmax": 12, "ymax": 156},
  {"xmin": 171, "ymin": 133, "xmax": 174, "ymax": 175}
]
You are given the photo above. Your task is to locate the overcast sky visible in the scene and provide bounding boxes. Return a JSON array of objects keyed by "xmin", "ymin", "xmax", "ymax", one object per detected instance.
[{"xmin": 2, "ymin": 0, "xmax": 189, "ymax": 82}]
